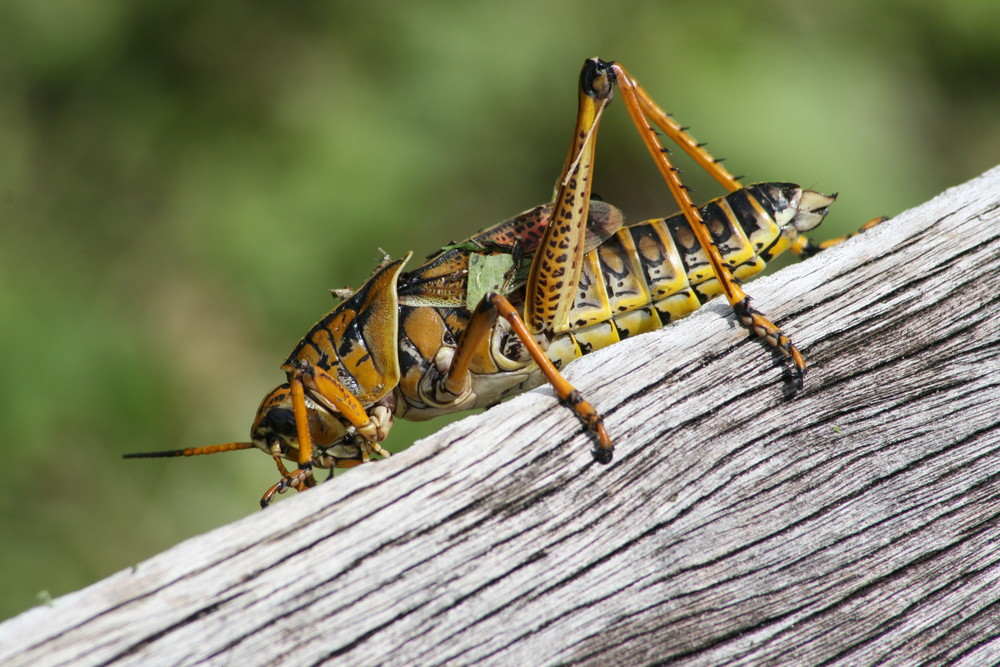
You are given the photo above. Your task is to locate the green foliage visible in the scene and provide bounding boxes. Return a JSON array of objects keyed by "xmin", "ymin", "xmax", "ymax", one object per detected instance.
[
  {"xmin": 1, "ymin": 0, "xmax": 998, "ymax": 621},
  {"xmin": 466, "ymin": 253, "xmax": 518, "ymax": 310}
]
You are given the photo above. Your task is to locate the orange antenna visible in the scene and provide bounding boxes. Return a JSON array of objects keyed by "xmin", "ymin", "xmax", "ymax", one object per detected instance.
[{"xmin": 123, "ymin": 442, "xmax": 255, "ymax": 459}]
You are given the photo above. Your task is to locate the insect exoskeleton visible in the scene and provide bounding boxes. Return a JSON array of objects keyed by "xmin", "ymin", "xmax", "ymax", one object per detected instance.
[{"xmin": 126, "ymin": 58, "xmax": 869, "ymax": 507}]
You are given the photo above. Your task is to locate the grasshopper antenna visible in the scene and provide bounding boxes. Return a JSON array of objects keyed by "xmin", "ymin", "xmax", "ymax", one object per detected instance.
[{"xmin": 123, "ymin": 442, "xmax": 255, "ymax": 459}]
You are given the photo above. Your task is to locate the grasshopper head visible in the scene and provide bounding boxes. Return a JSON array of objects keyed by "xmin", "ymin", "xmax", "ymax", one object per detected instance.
[
  {"xmin": 250, "ymin": 384, "xmax": 364, "ymax": 468},
  {"xmin": 123, "ymin": 390, "xmax": 366, "ymax": 498}
]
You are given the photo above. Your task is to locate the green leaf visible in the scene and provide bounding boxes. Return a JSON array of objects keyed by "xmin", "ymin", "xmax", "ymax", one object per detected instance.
[{"xmin": 466, "ymin": 253, "xmax": 516, "ymax": 310}]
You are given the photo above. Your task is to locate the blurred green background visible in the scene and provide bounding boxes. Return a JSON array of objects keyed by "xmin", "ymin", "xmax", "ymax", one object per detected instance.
[{"xmin": 2, "ymin": 0, "xmax": 998, "ymax": 621}]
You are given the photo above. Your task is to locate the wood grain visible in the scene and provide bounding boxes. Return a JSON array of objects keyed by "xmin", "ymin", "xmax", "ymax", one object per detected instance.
[{"xmin": 2, "ymin": 167, "xmax": 999, "ymax": 666}]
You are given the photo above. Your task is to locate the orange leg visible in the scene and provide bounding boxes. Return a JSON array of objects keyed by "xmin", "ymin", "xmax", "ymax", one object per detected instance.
[
  {"xmin": 525, "ymin": 58, "xmax": 615, "ymax": 337},
  {"xmin": 442, "ymin": 290, "xmax": 613, "ymax": 461},
  {"xmin": 443, "ymin": 60, "xmax": 618, "ymax": 459},
  {"xmin": 495, "ymin": 294, "xmax": 612, "ymax": 460},
  {"xmin": 285, "ymin": 361, "xmax": 390, "ymax": 463},
  {"xmin": 440, "ymin": 293, "xmax": 499, "ymax": 399},
  {"xmin": 259, "ymin": 456, "xmax": 315, "ymax": 508},
  {"xmin": 263, "ymin": 361, "xmax": 391, "ymax": 505},
  {"xmin": 608, "ymin": 60, "xmax": 807, "ymax": 389},
  {"xmin": 631, "ymin": 79, "xmax": 743, "ymax": 193}
]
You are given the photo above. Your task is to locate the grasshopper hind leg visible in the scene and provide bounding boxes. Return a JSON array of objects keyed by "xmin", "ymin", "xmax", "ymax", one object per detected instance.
[{"xmin": 607, "ymin": 60, "xmax": 817, "ymax": 390}]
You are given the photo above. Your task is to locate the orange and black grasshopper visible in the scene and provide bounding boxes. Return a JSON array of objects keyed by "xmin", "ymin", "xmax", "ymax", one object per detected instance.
[{"xmin": 127, "ymin": 58, "xmax": 863, "ymax": 507}]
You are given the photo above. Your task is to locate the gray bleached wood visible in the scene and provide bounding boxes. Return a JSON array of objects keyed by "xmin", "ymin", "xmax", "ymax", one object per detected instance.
[{"xmin": 2, "ymin": 167, "xmax": 999, "ymax": 666}]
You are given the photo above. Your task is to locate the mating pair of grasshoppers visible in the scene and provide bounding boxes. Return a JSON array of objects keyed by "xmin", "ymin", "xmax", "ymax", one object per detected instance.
[{"xmin": 128, "ymin": 58, "xmax": 868, "ymax": 507}]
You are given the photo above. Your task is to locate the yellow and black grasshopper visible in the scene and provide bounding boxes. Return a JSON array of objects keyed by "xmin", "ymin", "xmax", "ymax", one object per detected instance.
[{"xmin": 127, "ymin": 58, "xmax": 862, "ymax": 507}]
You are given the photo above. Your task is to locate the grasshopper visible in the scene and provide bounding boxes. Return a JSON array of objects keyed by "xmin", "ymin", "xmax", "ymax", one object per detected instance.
[{"xmin": 128, "ymin": 58, "xmax": 862, "ymax": 507}]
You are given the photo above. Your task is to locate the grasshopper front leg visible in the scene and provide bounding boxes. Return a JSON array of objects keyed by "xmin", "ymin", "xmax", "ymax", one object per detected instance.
[{"xmin": 259, "ymin": 361, "xmax": 394, "ymax": 507}]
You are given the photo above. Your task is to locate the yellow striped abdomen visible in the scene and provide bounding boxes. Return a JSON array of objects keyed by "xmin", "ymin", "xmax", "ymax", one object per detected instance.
[{"xmin": 544, "ymin": 182, "xmax": 833, "ymax": 365}]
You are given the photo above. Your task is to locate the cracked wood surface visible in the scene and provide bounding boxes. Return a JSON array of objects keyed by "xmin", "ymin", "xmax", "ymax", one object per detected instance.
[{"xmin": 2, "ymin": 167, "xmax": 999, "ymax": 666}]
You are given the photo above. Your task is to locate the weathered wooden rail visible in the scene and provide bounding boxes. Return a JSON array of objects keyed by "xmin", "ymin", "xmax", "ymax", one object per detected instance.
[{"xmin": 2, "ymin": 167, "xmax": 999, "ymax": 666}]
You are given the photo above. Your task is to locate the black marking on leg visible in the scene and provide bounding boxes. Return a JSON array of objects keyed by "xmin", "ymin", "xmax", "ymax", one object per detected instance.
[
  {"xmin": 560, "ymin": 389, "xmax": 584, "ymax": 408},
  {"xmin": 559, "ymin": 390, "xmax": 612, "ymax": 460},
  {"xmin": 783, "ymin": 365, "xmax": 805, "ymax": 397},
  {"xmin": 261, "ymin": 463, "xmax": 313, "ymax": 509},
  {"xmin": 733, "ymin": 298, "xmax": 804, "ymax": 395},
  {"xmin": 592, "ymin": 446, "xmax": 614, "ymax": 465},
  {"xmin": 732, "ymin": 297, "xmax": 755, "ymax": 326}
]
